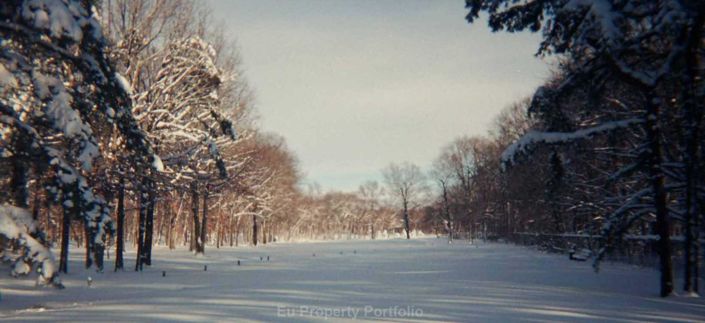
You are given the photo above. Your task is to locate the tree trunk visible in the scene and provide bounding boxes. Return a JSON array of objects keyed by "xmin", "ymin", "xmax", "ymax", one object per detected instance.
[
  {"xmin": 168, "ymin": 194, "xmax": 183, "ymax": 250},
  {"xmin": 252, "ymin": 214, "xmax": 258, "ymax": 246},
  {"xmin": 191, "ymin": 182, "xmax": 201, "ymax": 253},
  {"xmin": 167, "ymin": 219, "xmax": 175, "ymax": 250},
  {"xmin": 94, "ymin": 243, "xmax": 104, "ymax": 272},
  {"xmin": 10, "ymin": 134, "xmax": 29, "ymax": 208},
  {"xmin": 216, "ymin": 214, "xmax": 221, "ymax": 249},
  {"xmin": 441, "ymin": 181, "xmax": 453, "ymax": 243},
  {"xmin": 59, "ymin": 198, "xmax": 71, "ymax": 273},
  {"xmin": 144, "ymin": 182, "xmax": 155, "ymax": 265},
  {"xmin": 235, "ymin": 216, "xmax": 241, "ymax": 247},
  {"xmin": 60, "ymin": 182, "xmax": 80, "ymax": 273},
  {"xmin": 682, "ymin": 8, "xmax": 704, "ymax": 294},
  {"xmin": 115, "ymin": 177, "xmax": 125, "ymax": 271},
  {"xmin": 197, "ymin": 190, "xmax": 208, "ymax": 254},
  {"xmin": 229, "ymin": 216, "xmax": 234, "ymax": 247},
  {"xmin": 645, "ymin": 96, "xmax": 674, "ymax": 297},
  {"xmin": 506, "ymin": 201, "xmax": 512, "ymax": 239},
  {"xmin": 84, "ymin": 221, "xmax": 93, "ymax": 269},
  {"xmin": 135, "ymin": 180, "xmax": 148, "ymax": 271},
  {"xmin": 403, "ymin": 198, "xmax": 410, "ymax": 239},
  {"xmin": 44, "ymin": 198, "xmax": 52, "ymax": 243},
  {"xmin": 31, "ymin": 191, "xmax": 40, "ymax": 221}
]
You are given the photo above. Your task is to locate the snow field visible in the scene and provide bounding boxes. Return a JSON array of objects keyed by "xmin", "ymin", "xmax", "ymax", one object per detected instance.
[{"xmin": 1, "ymin": 238, "xmax": 704, "ymax": 322}]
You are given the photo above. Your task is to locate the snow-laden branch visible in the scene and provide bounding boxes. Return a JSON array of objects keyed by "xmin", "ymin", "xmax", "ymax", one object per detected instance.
[
  {"xmin": 0, "ymin": 205, "xmax": 61, "ymax": 287},
  {"xmin": 501, "ymin": 118, "xmax": 643, "ymax": 166}
]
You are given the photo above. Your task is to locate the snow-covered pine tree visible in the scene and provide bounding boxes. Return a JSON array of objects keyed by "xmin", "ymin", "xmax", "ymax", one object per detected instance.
[{"xmin": 0, "ymin": 0, "xmax": 159, "ymax": 279}]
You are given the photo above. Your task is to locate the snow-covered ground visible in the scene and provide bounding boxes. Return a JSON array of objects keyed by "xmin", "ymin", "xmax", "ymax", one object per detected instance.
[{"xmin": 1, "ymin": 238, "xmax": 704, "ymax": 322}]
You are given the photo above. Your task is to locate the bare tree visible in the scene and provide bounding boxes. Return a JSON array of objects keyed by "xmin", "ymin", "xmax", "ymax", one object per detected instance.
[
  {"xmin": 359, "ymin": 181, "xmax": 384, "ymax": 239},
  {"xmin": 430, "ymin": 160, "xmax": 455, "ymax": 243},
  {"xmin": 382, "ymin": 162, "xmax": 427, "ymax": 239}
]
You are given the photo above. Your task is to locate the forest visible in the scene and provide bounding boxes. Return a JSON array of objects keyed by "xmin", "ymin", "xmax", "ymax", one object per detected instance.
[{"xmin": 0, "ymin": 0, "xmax": 703, "ymax": 305}]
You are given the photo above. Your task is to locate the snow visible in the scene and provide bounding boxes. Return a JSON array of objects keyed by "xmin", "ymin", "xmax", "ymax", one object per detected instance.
[
  {"xmin": 501, "ymin": 118, "xmax": 642, "ymax": 166},
  {"xmin": 19, "ymin": 0, "xmax": 105, "ymax": 43},
  {"xmin": 115, "ymin": 73, "xmax": 133, "ymax": 96},
  {"xmin": 0, "ymin": 64, "xmax": 18, "ymax": 89},
  {"xmin": 0, "ymin": 207, "xmax": 25, "ymax": 239},
  {"xmin": 0, "ymin": 205, "xmax": 58, "ymax": 284},
  {"xmin": 35, "ymin": 74, "xmax": 78, "ymax": 136},
  {"xmin": 186, "ymin": 37, "xmax": 219, "ymax": 77},
  {"xmin": 207, "ymin": 138, "xmax": 219, "ymax": 157},
  {"xmin": 12, "ymin": 262, "xmax": 31, "ymax": 277},
  {"xmin": 33, "ymin": 72, "xmax": 100, "ymax": 171},
  {"xmin": 152, "ymin": 154, "xmax": 165, "ymax": 172},
  {"xmin": 1, "ymin": 238, "xmax": 703, "ymax": 321},
  {"xmin": 564, "ymin": 0, "xmax": 622, "ymax": 44},
  {"xmin": 22, "ymin": 0, "xmax": 84, "ymax": 42}
]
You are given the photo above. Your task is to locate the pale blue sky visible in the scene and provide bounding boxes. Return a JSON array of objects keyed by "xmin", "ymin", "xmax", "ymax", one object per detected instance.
[{"xmin": 205, "ymin": 0, "xmax": 551, "ymax": 192}]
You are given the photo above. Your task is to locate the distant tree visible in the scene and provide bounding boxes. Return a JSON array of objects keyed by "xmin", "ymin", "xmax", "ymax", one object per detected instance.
[
  {"xmin": 438, "ymin": 137, "xmax": 485, "ymax": 239},
  {"xmin": 382, "ymin": 162, "xmax": 427, "ymax": 239},
  {"xmin": 430, "ymin": 157, "xmax": 456, "ymax": 243},
  {"xmin": 358, "ymin": 181, "xmax": 385, "ymax": 239}
]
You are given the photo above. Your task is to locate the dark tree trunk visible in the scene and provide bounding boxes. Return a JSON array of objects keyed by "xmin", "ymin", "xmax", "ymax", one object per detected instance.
[
  {"xmin": 30, "ymin": 180, "xmax": 46, "ymax": 245},
  {"xmin": 441, "ymin": 180, "xmax": 453, "ymax": 243},
  {"xmin": 229, "ymin": 216, "xmax": 234, "ymax": 247},
  {"xmin": 84, "ymin": 221, "xmax": 93, "ymax": 269},
  {"xmin": 645, "ymin": 96, "xmax": 674, "ymax": 297},
  {"xmin": 10, "ymin": 134, "xmax": 29, "ymax": 208},
  {"xmin": 216, "ymin": 214, "xmax": 221, "ymax": 249},
  {"xmin": 403, "ymin": 198, "xmax": 410, "ymax": 239},
  {"xmin": 144, "ymin": 182, "xmax": 155, "ymax": 265},
  {"xmin": 115, "ymin": 177, "xmax": 125, "ymax": 271},
  {"xmin": 32, "ymin": 192, "xmax": 40, "ymax": 221},
  {"xmin": 191, "ymin": 182, "xmax": 201, "ymax": 253},
  {"xmin": 94, "ymin": 244, "xmax": 104, "ymax": 272},
  {"xmin": 44, "ymin": 198, "xmax": 52, "ymax": 242},
  {"xmin": 59, "ymin": 183, "xmax": 78, "ymax": 273},
  {"xmin": 168, "ymin": 211, "xmax": 176, "ymax": 250},
  {"xmin": 682, "ymin": 8, "xmax": 704, "ymax": 294},
  {"xmin": 168, "ymin": 202, "xmax": 178, "ymax": 250},
  {"xmin": 197, "ymin": 190, "xmax": 208, "ymax": 254},
  {"xmin": 59, "ymin": 201, "xmax": 71, "ymax": 273},
  {"xmin": 235, "ymin": 216, "xmax": 241, "ymax": 247},
  {"xmin": 252, "ymin": 214, "xmax": 258, "ymax": 246},
  {"xmin": 505, "ymin": 201, "xmax": 512, "ymax": 239},
  {"xmin": 135, "ymin": 180, "xmax": 147, "ymax": 271}
]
